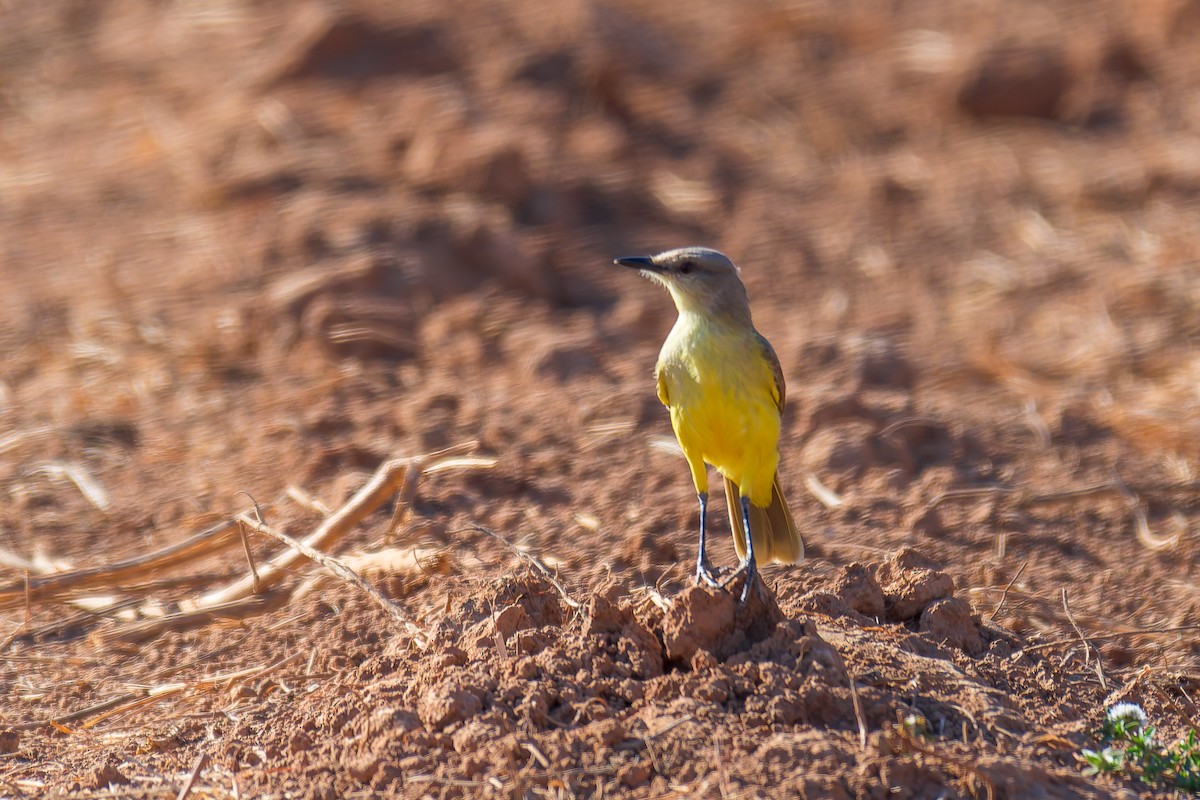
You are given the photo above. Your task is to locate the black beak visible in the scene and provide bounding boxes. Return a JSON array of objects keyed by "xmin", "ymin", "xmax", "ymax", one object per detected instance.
[{"xmin": 613, "ymin": 255, "xmax": 659, "ymax": 271}]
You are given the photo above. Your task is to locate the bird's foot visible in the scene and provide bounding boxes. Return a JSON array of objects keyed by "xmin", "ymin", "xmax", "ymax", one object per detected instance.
[
  {"xmin": 694, "ymin": 559, "xmax": 723, "ymax": 589},
  {"xmin": 721, "ymin": 557, "xmax": 761, "ymax": 603}
]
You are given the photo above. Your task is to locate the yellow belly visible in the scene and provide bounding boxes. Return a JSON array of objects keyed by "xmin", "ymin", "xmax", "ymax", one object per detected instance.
[{"xmin": 659, "ymin": 319, "xmax": 781, "ymax": 507}]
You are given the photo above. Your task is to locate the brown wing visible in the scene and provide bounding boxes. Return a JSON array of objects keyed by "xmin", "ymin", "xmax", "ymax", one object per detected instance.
[
  {"xmin": 725, "ymin": 334, "xmax": 801, "ymax": 563},
  {"xmin": 756, "ymin": 332, "xmax": 786, "ymax": 412}
]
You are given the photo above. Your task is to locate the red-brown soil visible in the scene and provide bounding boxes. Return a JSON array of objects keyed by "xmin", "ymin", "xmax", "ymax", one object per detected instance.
[{"xmin": 3, "ymin": 1, "xmax": 1200, "ymax": 798}]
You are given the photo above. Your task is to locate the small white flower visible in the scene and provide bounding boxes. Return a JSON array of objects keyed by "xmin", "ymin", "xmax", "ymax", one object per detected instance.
[{"xmin": 1106, "ymin": 703, "xmax": 1147, "ymax": 728}]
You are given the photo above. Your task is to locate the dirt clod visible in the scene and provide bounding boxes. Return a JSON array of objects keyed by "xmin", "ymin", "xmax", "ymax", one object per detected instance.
[
  {"xmin": 830, "ymin": 563, "xmax": 886, "ymax": 618},
  {"xmin": 619, "ymin": 761, "xmax": 652, "ymax": 788},
  {"xmin": 417, "ymin": 683, "xmax": 484, "ymax": 730},
  {"xmin": 267, "ymin": 12, "xmax": 458, "ymax": 85},
  {"xmin": 584, "ymin": 587, "xmax": 626, "ymax": 635},
  {"xmin": 876, "ymin": 547, "xmax": 956, "ymax": 621},
  {"xmin": 958, "ymin": 44, "xmax": 1070, "ymax": 120},
  {"xmin": 919, "ymin": 597, "xmax": 984, "ymax": 655},
  {"xmin": 661, "ymin": 581, "xmax": 784, "ymax": 663},
  {"xmin": 590, "ymin": 718, "xmax": 627, "ymax": 746},
  {"xmin": 347, "ymin": 756, "xmax": 384, "ymax": 784},
  {"xmin": 89, "ymin": 758, "xmax": 129, "ymax": 789}
]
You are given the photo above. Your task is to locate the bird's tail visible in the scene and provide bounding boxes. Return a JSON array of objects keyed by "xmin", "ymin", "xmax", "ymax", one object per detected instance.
[{"xmin": 725, "ymin": 473, "xmax": 804, "ymax": 564}]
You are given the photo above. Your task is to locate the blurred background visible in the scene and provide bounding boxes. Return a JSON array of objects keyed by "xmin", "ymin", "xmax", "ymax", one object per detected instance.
[{"xmin": 3, "ymin": 0, "xmax": 1200, "ymax": 657}]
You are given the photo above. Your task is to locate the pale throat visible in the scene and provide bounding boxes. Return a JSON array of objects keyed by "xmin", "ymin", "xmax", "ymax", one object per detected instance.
[
  {"xmin": 665, "ymin": 284, "xmax": 753, "ymax": 329},
  {"xmin": 665, "ymin": 284, "xmax": 705, "ymax": 316}
]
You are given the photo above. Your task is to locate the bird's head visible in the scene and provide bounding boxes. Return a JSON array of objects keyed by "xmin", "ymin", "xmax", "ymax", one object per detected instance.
[{"xmin": 613, "ymin": 246, "xmax": 751, "ymax": 321}]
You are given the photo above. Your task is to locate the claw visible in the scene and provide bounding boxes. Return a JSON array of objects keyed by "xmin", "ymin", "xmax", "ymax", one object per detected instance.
[
  {"xmin": 718, "ymin": 557, "xmax": 760, "ymax": 602},
  {"xmin": 694, "ymin": 559, "xmax": 723, "ymax": 588},
  {"xmin": 737, "ymin": 561, "xmax": 761, "ymax": 603},
  {"xmin": 694, "ymin": 491, "xmax": 726, "ymax": 589},
  {"xmin": 735, "ymin": 495, "xmax": 760, "ymax": 603}
]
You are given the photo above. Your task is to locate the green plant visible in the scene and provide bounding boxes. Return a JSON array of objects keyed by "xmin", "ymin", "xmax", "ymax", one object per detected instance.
[
  {"xmin": 899, "ymin": 712, "xmax": 930, "ymax": 740},
  {"xmin": 1080, "ymin": 704, "xmax": 1200, "ymax": 794}
]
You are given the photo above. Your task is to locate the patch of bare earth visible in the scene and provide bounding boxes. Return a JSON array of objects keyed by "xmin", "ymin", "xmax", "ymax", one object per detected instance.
[{"xmin": 3, "ymin": 1, "xmax": 1200, "ymax": 798}]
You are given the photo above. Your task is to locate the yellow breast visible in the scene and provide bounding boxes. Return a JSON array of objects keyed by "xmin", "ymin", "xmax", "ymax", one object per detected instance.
[{"xmin": 657, "ymin": 313, "xmax": 781, "ymax": 506}]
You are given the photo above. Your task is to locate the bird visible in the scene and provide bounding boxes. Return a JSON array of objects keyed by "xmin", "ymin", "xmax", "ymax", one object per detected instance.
[{"xmin": 614, "ymin": 246, "xmax": 803, "ymax": 601}]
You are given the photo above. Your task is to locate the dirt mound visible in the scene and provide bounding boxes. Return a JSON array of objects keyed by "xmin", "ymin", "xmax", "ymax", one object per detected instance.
[
  {"xmin": 175, "ymin": 561, "xmax": 1092, "ymax": 799},
  {"xmin": 656, "ymin": 580, "xmax": 783, "ymax": 662}
]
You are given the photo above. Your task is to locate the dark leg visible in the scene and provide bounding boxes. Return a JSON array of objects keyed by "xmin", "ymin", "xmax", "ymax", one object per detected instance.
[
  {"xmin": 736, "ymin": 495, "xmax": 759, "ymax": 602},
  {"xmin": 694, "ymin": 492, "xmax": 721, "ymax": 587}
]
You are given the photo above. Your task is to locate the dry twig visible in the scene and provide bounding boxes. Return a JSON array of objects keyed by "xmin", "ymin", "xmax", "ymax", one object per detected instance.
[
  {"xmin": 891, "ymin": 718, "xmax": 996, "ymax": 800},
  {"xmin": 5, "ymin": 444, "xmax": 492, "ymax": 653},
  {"xmin": 1018, "ymin": 482, "xmax": 1123, "ymax": 506},
  {"xmin": 827, "ymin": 643, "xmax": 869, "ymax": 751},
  {"xmin": 1112, "ymin": 474, "xmax": 1183, "ymax": 551},
  {"xmin": 615, "ymin": 714, "xmax": 697, "ymax": 752},
  {"xmin": 202, "ymin": 443, "xmax": 487, "ymax": 607},
  {"xmin": 39, "ymin": 652, "xmax": 311, "ymax": 733},
  {"xmin": 104, "ymin": 595, "xmax": 283, "ymax": 644},
  {"xmin": 32, "ymin": 462, "xmax": 111, "ymax": 512},
  {"xmin": 924, "ymin": 486, "xmax": 1013, "ymax": 511},
  {"xmin": 236, "ymin": 515, "xmax": 429, "ymax": 647},
  {"xmin": 0, "ymin": 520, "xmax": 242, "ymax": 609},
  {"xmin": 1061, "ymin": 588, "xmax": 1106, "ymax": 691},
  {"xmin": 236, "ymin": 520, "xmax": 263, "ymax": 595},
  {"xmin": 15, "ymin": 691, "xmax": 142, "ymax": 732},
  {"xmin": 176, "ymin": 753, "xmax": 209, "ymax": 800},
  {"xmin": 1101, "ymin": 665, "xmax": 1152, "ymax": 710},
  {"xmin": 803, "ymin": 473, "xmax": 844, "ymax": 509},
  {"xmin": 285, "ymin": 485, "xmax": 332, "ymax": 515},
  {"xmin": 469, "ymin": 525, "xmax": 581, "ymax": 609},
  {"xmin": 986, "ymin": 561, "xmax": 1027, "ymax": 622},
  {"xmin": 1015, "ymin": 624, "xmax": 1200, "ymax": 657}
]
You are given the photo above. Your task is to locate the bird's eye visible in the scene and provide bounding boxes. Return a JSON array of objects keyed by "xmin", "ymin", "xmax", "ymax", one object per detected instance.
[{"xmin": 679, "ymin": 260, "xmax": 696, "ymax": 274}]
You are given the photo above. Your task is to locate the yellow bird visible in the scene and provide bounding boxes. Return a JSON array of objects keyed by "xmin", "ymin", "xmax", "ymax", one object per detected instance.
[{"xmin": 614, "ymin": 247, "xmax": 803, "ymax": 599}]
